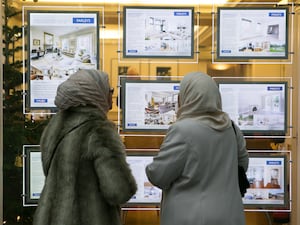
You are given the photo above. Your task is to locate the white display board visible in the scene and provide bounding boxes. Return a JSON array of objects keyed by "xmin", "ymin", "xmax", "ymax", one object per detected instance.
[
  {"xmin": 123, "ymin": 6, "xmax": 194, "ymax": 58},
  {"xmin": 27, "ymin": 10, "xmax": 99, "ymax": 109},
  {"xmin": 217, "ymin": 7, "xmax": 288, "ymax": 59},
  {"xmin": 122, "ymin": 79, "xmax": 180, "ymax": 132},
  {"xmin": 23, "ymin": 146, "xmax": 44, "ymax": 206},
  {"xmin": 126, "ymin": 155, "xmax": 162, "ymax": 205},
  {"xmin": 22, "ymin": 146, "xmax": 161, "ymax": 206},
  {"xmin": 244, "ymin": 154, "xmax": 288, "ymax": 208},
  {"xmin": 218, "ymin": 81, "xmax": 288, "ymax": 136}
]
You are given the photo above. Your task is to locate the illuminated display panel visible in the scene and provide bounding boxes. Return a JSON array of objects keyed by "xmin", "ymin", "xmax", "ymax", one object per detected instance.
[
  {"xmin": 217, "ymin": 7, "xmax": 288, "ymax": 59},
  {"xmin": 27, "ymin": 11, "xmax": 99, "ymax": 109},
  {"xmin": 121, "ymin": 79, "xmax": 180, "ymax": 132},
  {"xmin": 123, "ymin": 6, "xmax": 194, "ymax": 58},
  {"xmin": 218, "ymin": 81, "xmax": 288, "ymax": 136},
  {"xmin": 243, "ymin": 154, "xmax": 288, "ymax": 208}
]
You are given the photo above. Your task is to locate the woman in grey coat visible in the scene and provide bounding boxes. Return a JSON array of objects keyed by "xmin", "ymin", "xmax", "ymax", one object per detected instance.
[
  {"xmin": 33, "ymin": 69, "xmax": 137, "ymax": 225},
  {"xmin": 146, "ymin": 72, "xmax": 249, "ymax": 225}
]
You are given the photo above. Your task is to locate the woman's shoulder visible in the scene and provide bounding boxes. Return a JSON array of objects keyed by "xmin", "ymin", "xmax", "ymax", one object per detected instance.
[
  {"xmin": 168, "ymin": 119, "xmax": 202, "ymax": 136},
  {"xmin": 173, "ymin": 118, "xmax": 205, "ymax": 129}
]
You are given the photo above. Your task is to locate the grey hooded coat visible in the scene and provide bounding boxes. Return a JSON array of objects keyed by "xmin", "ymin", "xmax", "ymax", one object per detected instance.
[{"xmin": 146, "ymin": 72, "xmax": 249, "ymax": 225}]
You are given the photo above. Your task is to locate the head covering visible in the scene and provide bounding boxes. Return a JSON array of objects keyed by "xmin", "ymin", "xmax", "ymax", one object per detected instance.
[
  {"xmin": 54, "ymin": 69, "xmax": 110, "ymax": 116},
  {"xmin": 176, "ymin": 71, "xmax": 231, "ymax": 131}
]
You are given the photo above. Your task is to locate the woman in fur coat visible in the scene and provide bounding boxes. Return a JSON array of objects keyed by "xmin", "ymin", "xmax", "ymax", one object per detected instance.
[
  {"xmin": 146, "ymin": 72, "xmax": 249, "ymax": 225},
  {"xmin": 33, "ymin": 69, "xmax": 137, "ymax": 225}
]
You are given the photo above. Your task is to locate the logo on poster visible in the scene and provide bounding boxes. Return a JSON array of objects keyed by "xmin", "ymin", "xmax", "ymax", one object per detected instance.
[
  {"xmin": 73, "ymin": 18, "xmax": 95, "ymax": 24},
  {"xmin": 174, "ymin": 11, "xmax": 189, "ymax": 16},
  {"xmin": 269, "ymin": 12, "xmax": 285, "ymax": 17},
  {"xmin": 34, "ymin": 99, "xmax": 48, "ymax": 103}
]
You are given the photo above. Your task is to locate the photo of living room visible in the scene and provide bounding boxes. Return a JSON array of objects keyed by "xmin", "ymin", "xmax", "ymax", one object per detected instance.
[
  {"xmin": 28, "ymin": 11, "xmax": 99, "ymax": 108},
  {"xmin": 29, "ymin": 26, "xmax": 98, "ymax": 81}
]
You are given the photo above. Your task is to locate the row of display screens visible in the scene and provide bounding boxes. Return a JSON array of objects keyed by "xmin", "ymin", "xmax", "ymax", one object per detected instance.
[
  {"xmin": 29, "ymin": 75, "xmax": 289, "ymax": 136},
  {"xmin": 23, "ymin": 146, "xmax": 289, "ymax": 208},
  {"xmin": 121, "ymin": 79, "xmax": 288, "ymax": 137},
  {"xmin": 27, "ymin": 6, "xmax": 289, "ymax": 60},
  {"xmin": 27, "ymin": 6, "xmax": 289, "ymax": 109}
]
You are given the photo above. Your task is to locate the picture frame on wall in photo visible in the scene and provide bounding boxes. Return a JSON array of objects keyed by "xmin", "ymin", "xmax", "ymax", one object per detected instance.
[
  {"xmin": 123, "ymin": 6, "xmax": 194, "ymax": 59},
  {"xmin": 217, "ymin": 7, "xmax": 289, "ymax": 60},
  {"xmin": 27, "ymin": 10, "xmax": 100, "ymax": 110},
  {"xmin": 33, "ymin": 39, "xmax": 40, "ymax": 46}
]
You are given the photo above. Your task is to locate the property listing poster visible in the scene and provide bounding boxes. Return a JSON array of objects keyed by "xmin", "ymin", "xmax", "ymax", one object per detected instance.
[
  {"xmin": 123, "ymin": 81, "xmax": 180, "ymax": 131},
  {"xmin": 24, "ymin": 149, "xmax": 161, "ymax": 205},
  {"xmin": 243, "ymin": 156, "xmax": 286, "ymax": 206},
  {"xmin": 29, "ymin": 151, "xmax": 44, "ymax": 200},
  {"xmin": 28, "ymin": 11, "xmax": 99, "ymax": 108},
  {"xmin": 218, "ymin": 8, "xmax": 288, "ymax": 59},
  {"xmin": 126, "ymin": 156, "xmax": 162, "ymax": 204},
  {"xmin": 124, "ymin": 7, "xmax": 194, "ymax": 58},
  {"xmin": 219, "ymin": 83, "xmax": 286, "ymax": 133}
]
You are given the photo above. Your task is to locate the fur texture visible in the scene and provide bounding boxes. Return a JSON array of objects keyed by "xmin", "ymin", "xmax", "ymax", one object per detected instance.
[{"xmin": 33, "ymin": 106, "xmax": 137, "ymax": 225}]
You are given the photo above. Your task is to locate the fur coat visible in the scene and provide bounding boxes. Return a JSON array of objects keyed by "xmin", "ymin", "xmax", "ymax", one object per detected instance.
[{"xmin": 33, "ymin": 106, "xmax": 137, "ymax": 225}]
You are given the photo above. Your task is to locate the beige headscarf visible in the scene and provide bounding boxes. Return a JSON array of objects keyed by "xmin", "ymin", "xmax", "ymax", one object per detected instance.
[
  {"xmin": 177, "ymin": 71, "xmax": 231, "ymax": 131},
  {"xmin": 54, "ymin": 69, "xmax": 110, "ymax": 116}
]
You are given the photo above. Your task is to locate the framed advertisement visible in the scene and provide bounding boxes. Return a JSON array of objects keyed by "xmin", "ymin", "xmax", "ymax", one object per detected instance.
[
  {"xmin": 23, "ymin": 146, "xmax": 161, "ymax": 206},
  {"xmin": 217, "ymin": 81, "xmax": 288, "ymax": 136},
  {"xmin": 27, "ymin": 10, "xmax": 99, "ymax": 109},
  {"xmin": 217, "ymin": 7, "xmax": 289, "ymax": 59},
  {"xmin": 121, "ymin": 79, "xmax": 180, "ymax": 132},
  {"xmin": 123, "ymin": 6, "xmax": 194, "ymax": 58},
  {"xmin": 125, "ymin": 151, "xmax": 161, "ymax": 205},
  {"xmin": 243, "ymin": 154, "xmax": 288, "ymax": 208},
  {"xmin": 23, "ymin": 145, "xmax": 43, "ymax": 206}
]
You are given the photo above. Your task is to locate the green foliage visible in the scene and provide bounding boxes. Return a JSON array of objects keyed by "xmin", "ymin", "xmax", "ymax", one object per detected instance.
[{"xmin": 2, "ymin": 0, "xmax": 48, "ymax": 224}]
